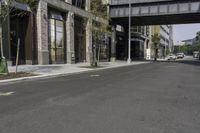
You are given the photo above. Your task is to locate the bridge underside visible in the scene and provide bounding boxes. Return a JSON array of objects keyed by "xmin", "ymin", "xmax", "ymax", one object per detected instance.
[
  {"xmin": 109, "ymin": 0, "xmax": 200, "ymax": 61},
  {"xmin": 110, "ymin": 0, "xmax": 200, "ymax": 25},
  {"xmin": 112, "ymin": 13, "xmax": 200, "ymax": 26}
]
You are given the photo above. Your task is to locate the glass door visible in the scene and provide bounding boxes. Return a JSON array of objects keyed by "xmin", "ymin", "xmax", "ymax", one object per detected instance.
[
  {"xmin": 49, "ymin": 19, "xmax": 56, "ymax": 64},
  {"xmin": 49, "ymin": 19, "xmax": 65, "ymax": 64},
  {"xmin": 55, "ymin": 20, "xmax": 64, "ymax": 63}
]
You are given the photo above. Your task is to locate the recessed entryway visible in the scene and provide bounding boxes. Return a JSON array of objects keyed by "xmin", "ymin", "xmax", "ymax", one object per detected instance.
[{"xmin": 48, "ymin": 9, "xmax": 66, "ymax": 64}]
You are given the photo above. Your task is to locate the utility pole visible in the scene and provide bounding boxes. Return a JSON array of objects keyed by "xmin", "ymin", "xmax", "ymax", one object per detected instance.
[{"xmin": 127, "ymin": 0, "xmax": 131, "ymax": 63}]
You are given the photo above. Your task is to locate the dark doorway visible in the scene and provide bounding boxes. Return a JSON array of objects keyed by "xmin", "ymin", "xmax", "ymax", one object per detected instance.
[
  {"xmin": 131, "ymin": 41, "xmax": 140, "ymax": 59},
  {"xmin": 116, "ymin": 34, "xmax": 126, "ymax": 60},
  {"xmin": 74, "ymin": 16, "xmax": 86, "ymax": 63},
  {"xmin": 72, "ymin": 0, "xmax": 86, "ymax": 9},
  {"xmin": 10, "ymin": 14, "xmax": 28, "ymax": 65},
  {"xmin": 131, "ymin": 41, "xmax": 144, "ymax": 60}
]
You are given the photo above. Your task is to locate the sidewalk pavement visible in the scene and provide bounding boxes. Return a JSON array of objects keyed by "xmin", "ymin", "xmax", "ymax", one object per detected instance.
[{"xmin": 0, "ymin": 61, "xmax": 150, "ymax": 84}]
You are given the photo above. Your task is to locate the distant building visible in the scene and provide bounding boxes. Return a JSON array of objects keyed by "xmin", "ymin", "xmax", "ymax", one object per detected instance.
[
  {"xmin": 149, "ymin": 25, "xmax": 173, "ymax": 58},
  {"xmin": 182, "ymin": 38, "xmax": 196, "ymax": 45},
  {"xmin": 114, "ymin": 25, "xmax": 150, "ymax": 60},
  {"xmin": 174, "ymin": 41, "xmax": 186, "ymax": 46}
]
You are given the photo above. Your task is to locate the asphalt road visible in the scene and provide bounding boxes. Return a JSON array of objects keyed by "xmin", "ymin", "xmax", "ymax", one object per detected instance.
[{"xmin": 0, "ymin": 57, "xmax": 200, "ymax": 133}]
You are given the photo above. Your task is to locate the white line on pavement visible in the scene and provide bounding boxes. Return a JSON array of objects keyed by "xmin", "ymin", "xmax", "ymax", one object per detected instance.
[{"xmin": 0, "ymin": 92, "xmax": 15, "ymax": 96}]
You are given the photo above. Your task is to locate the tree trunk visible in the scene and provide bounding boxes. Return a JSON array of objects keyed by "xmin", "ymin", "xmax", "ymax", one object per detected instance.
[
  {"xmin": 15, "ymin": 38, "xmax": 20, "ymax": 74},
  {"xmin": 154, "ymin": 49, "xmax": 158, "ymax": 61},
  {"xmin": 97, "ymin": 43, "xmax": 101, "ymax": 62}
]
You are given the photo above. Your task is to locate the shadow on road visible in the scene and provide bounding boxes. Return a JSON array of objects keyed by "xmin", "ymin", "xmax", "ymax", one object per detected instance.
[
  {"xmin": 176, "ymin": 60, "xmax": 200, "ymax": 66},
  {"xmin": 154, "ymin": 59, "xmax": 200, "ymax": 66}
]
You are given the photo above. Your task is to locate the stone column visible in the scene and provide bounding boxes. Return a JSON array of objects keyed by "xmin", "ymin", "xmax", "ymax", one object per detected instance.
[
  {"xmin": 85, "ymin": 0, "xmax": 92, "ymax": 63},
  {"xmin": 65, "ymin": 0, "xmax": 72, "ymax": 4},
  {"xmin": 111, "ymin": 25, "xmax": 117, "ymax": 62},
  {"xmin": 144, "ymin": 39, "xmax": 147, "ymax": 59},
  {"xmin": 66, "ymin": 12, "xmax": 75, "ymax": 64},
  {"xmin": 0, "ymin": 1, "xmax": 3, "ymax": 58},
  {"xmin": 36, "ymin": 0, "xmax": 49, "ymax": 65},
  {"xmin": 25, "ymin": 14, "xmax": 33, "ymax": 65},
  {"xmin": 85, "ymin": 0, "xmax": 91, "ymax": 11},
  {"xmin": 85, "ymin": 19, "xmax": 92, "ymax": 63}
]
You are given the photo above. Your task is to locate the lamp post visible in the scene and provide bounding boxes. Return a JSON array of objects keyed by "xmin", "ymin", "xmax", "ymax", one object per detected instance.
[{"xmin": 127, "ymin": 0, "xmax": 131, "ymax": 63}]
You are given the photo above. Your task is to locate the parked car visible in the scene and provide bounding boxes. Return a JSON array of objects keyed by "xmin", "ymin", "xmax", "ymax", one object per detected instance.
[
  {"xmin": 167, "ymin": 54, "xmax": 176, "ymax": 61},
  {"xmin": 193, "ymin": 51, "xmax": 199, "ymax": 58},
  {"xmin": 176, "ymin": 53, "xmax": 184, "ymax": 59}
]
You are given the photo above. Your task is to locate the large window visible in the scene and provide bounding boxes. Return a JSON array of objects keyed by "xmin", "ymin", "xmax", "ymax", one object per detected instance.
[
  {"xmin": 72, "ymin": 0, "xmax": 86, "ymax": 9},
  {"xmin": 131, "ymin": 26, "xmax": 149, "ymax": 37}
]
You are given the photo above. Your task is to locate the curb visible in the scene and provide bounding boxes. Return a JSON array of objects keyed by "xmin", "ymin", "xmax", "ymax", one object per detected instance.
[{"xmin": 0, "ymin": 62, "xmax": 151, "ymax": 85}]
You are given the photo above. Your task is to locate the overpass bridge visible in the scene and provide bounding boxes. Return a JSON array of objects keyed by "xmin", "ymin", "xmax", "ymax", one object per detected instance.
[
  {"xmin": 109, "ymin": 0, "xmax": 200, "ymax": 62},
  {"xmin": 110, "ymin": 0, "xmax": 200, "ymax": 25}
]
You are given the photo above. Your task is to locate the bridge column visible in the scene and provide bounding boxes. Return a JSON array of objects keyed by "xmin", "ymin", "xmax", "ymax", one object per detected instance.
[{"xmin": 111, "ymin": 25, "xmax": 116, "ymax": 62}]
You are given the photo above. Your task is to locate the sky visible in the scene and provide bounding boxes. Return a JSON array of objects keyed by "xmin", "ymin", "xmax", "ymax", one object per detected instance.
[{"xmin": 173, "ymin": 24, "xmax": 200, "ymax": 42}]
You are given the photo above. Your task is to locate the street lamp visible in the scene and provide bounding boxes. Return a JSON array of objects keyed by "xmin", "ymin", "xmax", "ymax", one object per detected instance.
[{"xmin": 127, "ymin": 0, "xmax": 131, "ymax": 63}]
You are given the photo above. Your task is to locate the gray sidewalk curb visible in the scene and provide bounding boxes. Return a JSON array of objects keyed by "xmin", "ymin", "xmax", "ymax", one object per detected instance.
[{"xmin": 0, "ymin": 62, "xmax": 151, "ymax": 85}]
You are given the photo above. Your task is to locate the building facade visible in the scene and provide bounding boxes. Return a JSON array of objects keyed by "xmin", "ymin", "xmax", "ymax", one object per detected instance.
[
  {"xmin": 174, "ymin": 41, "xmax": 186, "ymax": 46},
  {"xmin": 149, "ymin": 25, "xmax": 173, "ymax": 58},
  {"xmin": 114, "ymin": 25, "xmax": 149, "ymax": 61},
  {"xmin": 182, "ymin": 38, "xmax": 196, "ymax": 46},
  {"xmin": 0, "ymin": 0, "xmax": 101, "ymax": 65}
]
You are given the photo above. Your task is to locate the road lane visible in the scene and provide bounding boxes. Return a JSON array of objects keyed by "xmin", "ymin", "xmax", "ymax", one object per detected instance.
[{"xmin": 0, "ymin": 60, "xmax": 200, "ymax": 133}]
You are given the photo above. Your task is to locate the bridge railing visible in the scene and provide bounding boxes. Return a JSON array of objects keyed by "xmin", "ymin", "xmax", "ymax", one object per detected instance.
[
  {"xmin": 110, "ymin": 1, "xmax": 200, "ymax": 18},
  {"xmin": 110, "ymin": 0, "xmax": 173, "ymax": 6}
]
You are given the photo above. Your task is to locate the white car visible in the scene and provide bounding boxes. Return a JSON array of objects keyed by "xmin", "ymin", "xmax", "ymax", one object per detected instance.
[
  {"xmin": 176, "ymin": 53, "xmax": 184, "ymax": 59},
  {"xmin": 167, "ymin": 54, "xmax": 176, "ymax": 61}
]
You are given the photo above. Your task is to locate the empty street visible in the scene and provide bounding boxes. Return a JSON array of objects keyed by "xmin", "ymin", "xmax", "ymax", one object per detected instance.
[{"xmin": 0, "ymin": 58, "xmax": 200, "ymax": 133}]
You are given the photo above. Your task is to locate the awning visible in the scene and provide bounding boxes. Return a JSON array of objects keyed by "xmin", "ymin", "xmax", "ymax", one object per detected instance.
[{"xmin": 11, "ymin": 1, "xmax": 31, "ymax": 12}]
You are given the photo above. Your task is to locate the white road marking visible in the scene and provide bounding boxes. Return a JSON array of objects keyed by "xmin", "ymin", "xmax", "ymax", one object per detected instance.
[
  {"xmin": 0, "ymin": 92, "xmax": 15, "ymax": 96},
  {"xmin": 166, "ymin": 66, "xmax": 176, "ymax": 68},
  {"xmin": 90, "ymin": 75, "xmax": 100, "ymax": 77}
]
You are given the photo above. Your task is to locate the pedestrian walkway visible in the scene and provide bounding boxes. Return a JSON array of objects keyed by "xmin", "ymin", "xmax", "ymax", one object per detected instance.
[
  {"xmin": 8, "ymin": 61, "xmax": 149, "ymax": 76},
  {"xmin": 0, "ymin": 61, "xmax": 150, "ymax": 84}
]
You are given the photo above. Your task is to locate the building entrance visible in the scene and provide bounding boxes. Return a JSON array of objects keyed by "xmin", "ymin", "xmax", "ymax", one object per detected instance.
[
  {"xmin": 48, "ymin": 10, "xmax": 65, "ymax": 64},
  {"xmin": 74, "ymin": 16, "xmax": 86, "ymax": 63},
  {"xmin": 131, "ymin": 41, "xmax": 144, "ymax": 60},
  {"xmin": 10, "ymin": 13, "xmax": 32, "ymax": 65}
]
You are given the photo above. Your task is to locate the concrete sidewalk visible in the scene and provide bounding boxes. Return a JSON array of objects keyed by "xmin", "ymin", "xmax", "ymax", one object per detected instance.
[{"xmin": 0, "ymin": 61, "xmax": 150, "ymax": 84}]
